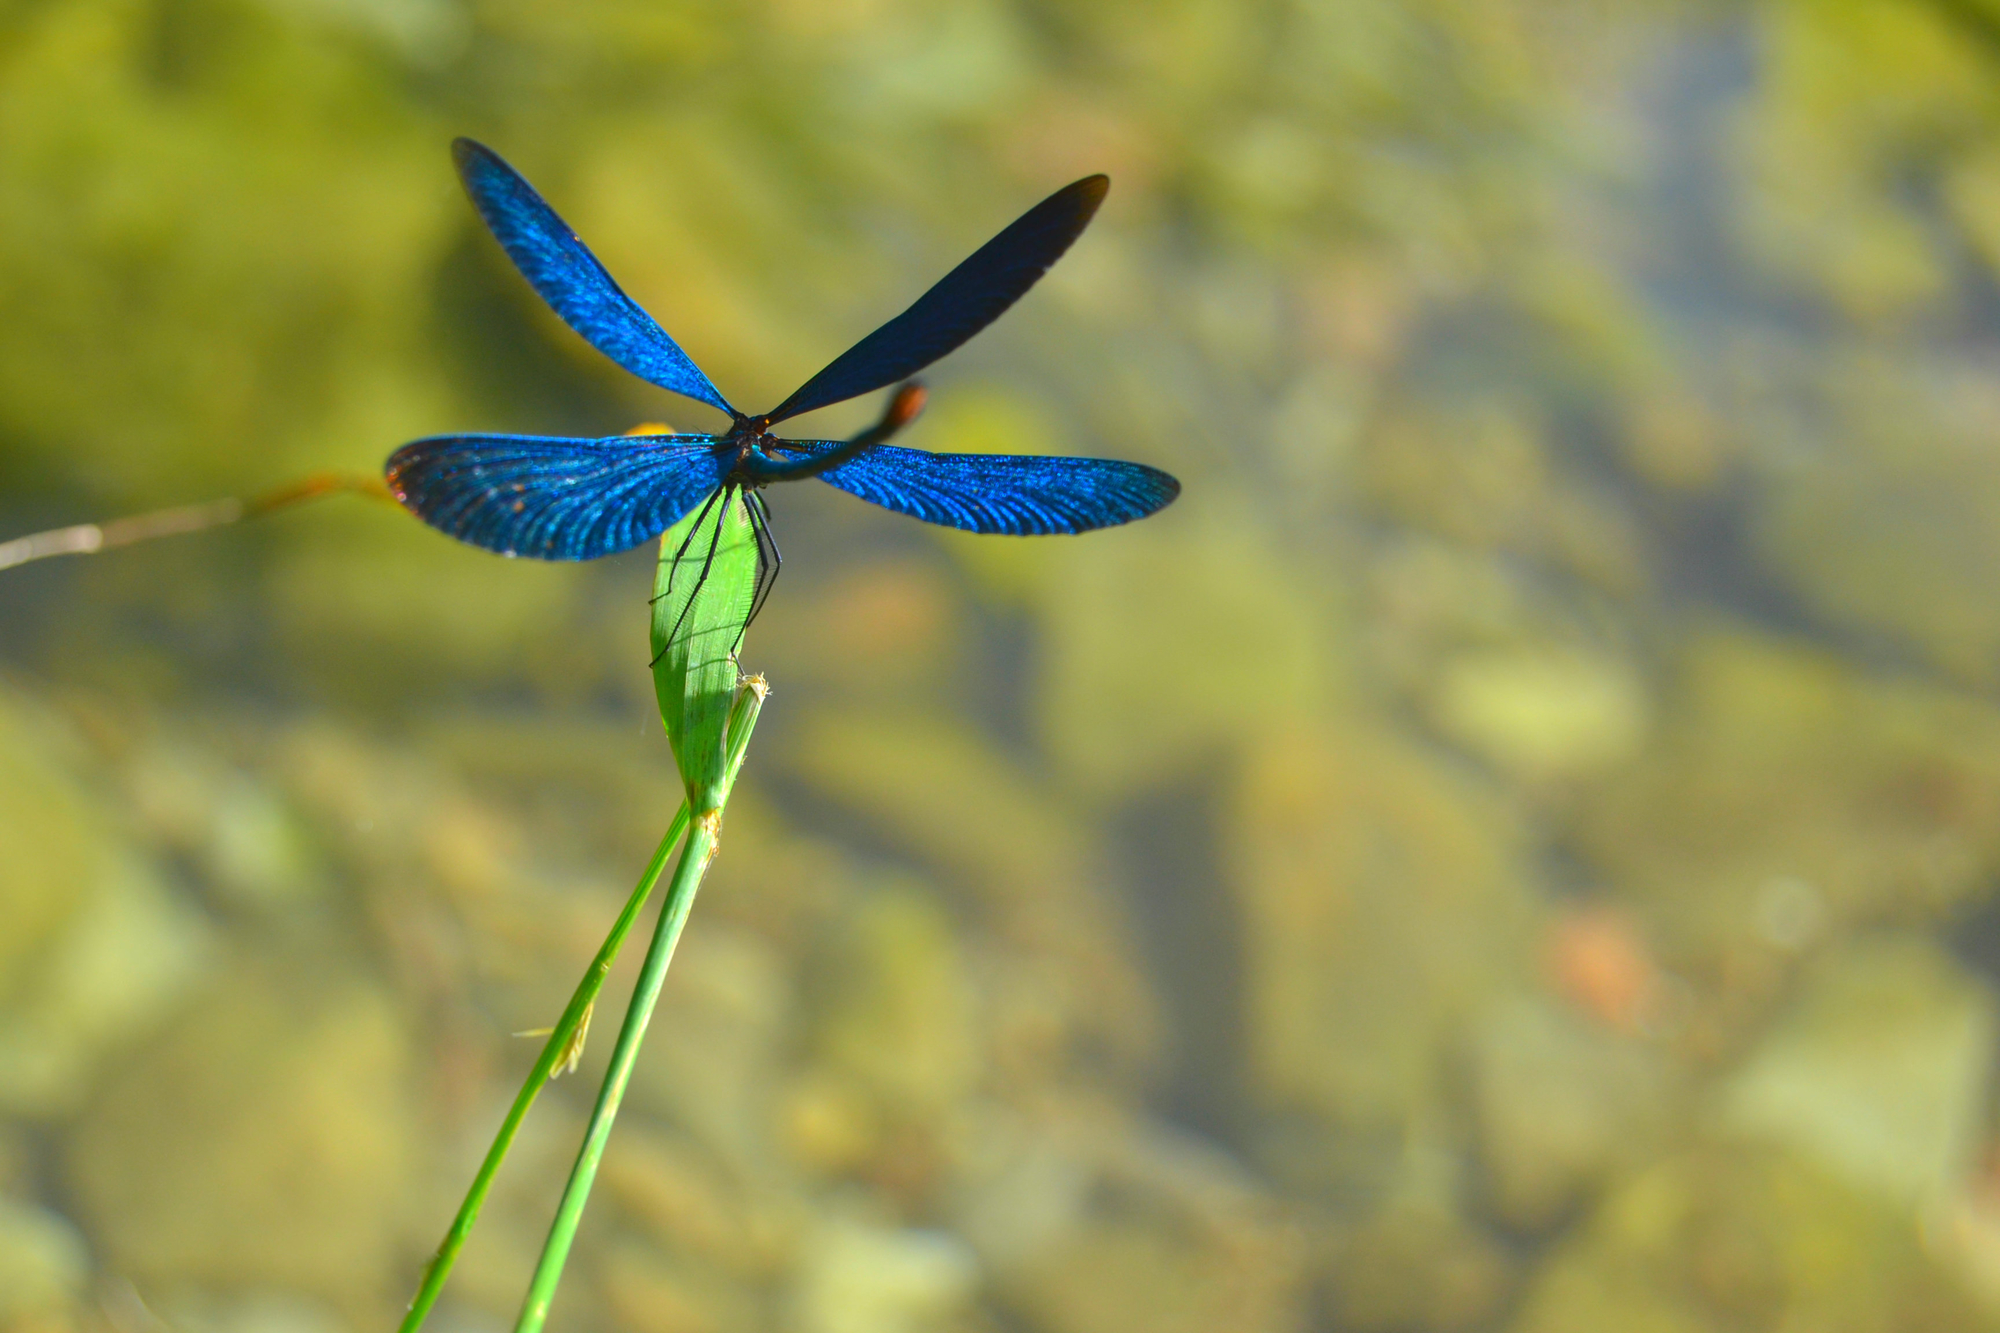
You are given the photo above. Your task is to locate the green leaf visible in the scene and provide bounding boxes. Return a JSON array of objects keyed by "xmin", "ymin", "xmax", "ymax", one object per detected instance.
[{"xmin": 651, "ymin": 491, "xmax": 757, "ymax": 810}]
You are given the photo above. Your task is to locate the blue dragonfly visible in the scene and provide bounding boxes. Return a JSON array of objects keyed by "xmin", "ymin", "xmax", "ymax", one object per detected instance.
[{"xmin": 386, "ymin": 140, "xmax": 1179, "ymax": 636}]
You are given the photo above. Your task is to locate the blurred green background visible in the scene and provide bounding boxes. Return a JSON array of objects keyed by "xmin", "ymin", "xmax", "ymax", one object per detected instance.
[{"xmin": 10, "ymin": 0, "xmax": 2000, "ymax": 1329}]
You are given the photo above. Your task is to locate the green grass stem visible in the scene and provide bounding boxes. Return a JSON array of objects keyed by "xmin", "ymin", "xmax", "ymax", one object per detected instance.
[
  {"xmin": 513, "ymin": 676, "xmax": 766, "ymax": 1333},
  {"xmin": 399, "ymin": 678, "xmax": 765, "ymax": 1333},
  {"xmin": 396, "ymin": 809, "xmax": 685, "ymax": 1333}
]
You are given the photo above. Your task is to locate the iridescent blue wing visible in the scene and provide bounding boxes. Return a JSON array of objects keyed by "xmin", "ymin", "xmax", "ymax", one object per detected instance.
[
  {"xmin": 782, "ymin": 441, "xmax": 1179, "ymax": 534},
  {"xmin": 386, "ymin": 433, "xmax": 728, "ymax": 560},
  {"xmin": 764, "ymin": 176, "xmax": 1108, "ymax": 426},
  {"xmin": 454, "ymin": 139, "xmax": 735, "ymax": 416}
]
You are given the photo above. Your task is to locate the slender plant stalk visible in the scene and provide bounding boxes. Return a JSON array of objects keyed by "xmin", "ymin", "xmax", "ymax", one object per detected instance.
[
  {"xmin": 397, "ymin": 805, "xmax": 687, "ymax": 1333},
  {"xmin": 0, "ymin": 472, "xmax": 391, "ymax": 572},
  {"xmin": 514, "ymin": 677, "xmax": 767, "ymax": 1333},
  {"xmin": 400, "ymin": 679, "xmax": 765, "ymax": 1332},
  {"xmin": 513, "ymin": 814, "xmax": 717, "ymax": 1332}
]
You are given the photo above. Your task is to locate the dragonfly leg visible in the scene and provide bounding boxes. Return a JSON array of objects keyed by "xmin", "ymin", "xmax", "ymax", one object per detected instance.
[
  {"xmin": 649, "ymin": 487, "xmax": 725, "ymax": 607},
  {"xmin": 652, "ymin": 485, "xmax": 735, "ymax": 664},
  {"xmin": 743, "ymin": 489, "xmax": 781, "ymax": 635}
]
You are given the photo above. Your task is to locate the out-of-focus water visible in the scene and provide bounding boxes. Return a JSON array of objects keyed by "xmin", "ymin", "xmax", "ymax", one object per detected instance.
[{"xmin": 7, "ymin": 2, "xmax": 2000, "ymax": 1330}]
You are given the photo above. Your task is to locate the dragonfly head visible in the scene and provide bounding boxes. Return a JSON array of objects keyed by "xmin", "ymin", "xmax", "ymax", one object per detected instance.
[{"xmin": 723, "ymin": 414, "xmax": 790, "ymax": 484}]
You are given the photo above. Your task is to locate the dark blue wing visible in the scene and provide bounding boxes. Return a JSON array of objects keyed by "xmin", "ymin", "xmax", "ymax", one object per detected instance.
[
  {"xmin": 454, "ymin": 139, "xmax": 735, "ymax": 416},
  {"xmin": 386, "ymin": 433, "xmax": 728, "ymax": 560},
  {"xmin": 764, "ymin": 176, "xmax": 1109, "ymax": 426},
  {"xmin": 782, "ymin": 441, "xmax": 1178, "ymax": 534}
]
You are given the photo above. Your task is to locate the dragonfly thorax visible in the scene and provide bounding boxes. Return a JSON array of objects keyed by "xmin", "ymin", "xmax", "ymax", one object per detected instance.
[
  {"xmin": 719, "ymin": 418, "xmax": 827, "ymax": 489},
  {"xmin": 716, "ymin": 436, "xmax": 762, "ymax": 481}
]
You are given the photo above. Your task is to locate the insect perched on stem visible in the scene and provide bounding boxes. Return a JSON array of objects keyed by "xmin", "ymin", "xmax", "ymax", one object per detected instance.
[{"xmin": 385, "ymin": 140, "xmax": 1180, "ymax": 641}]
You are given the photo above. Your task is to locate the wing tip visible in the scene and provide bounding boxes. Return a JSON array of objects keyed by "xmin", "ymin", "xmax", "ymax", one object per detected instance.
[
  {"xmin": 1119, "ymin": 464, "xmax": 1180, "ymax": 526},
  {"xmin": 452, "ymin": 137, "xmax": 516, "ymax": 203},
  {"xmin": 1064, "ymin": 174, "xmax": 1111, "ymax": 225},
  {"xmin": 381, "ymin": 445, "xmax": 422, "ymax": 511},
  {"xmin": 1084, "ymin": 462, "xmax": 1178, "ymax": 531}
]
